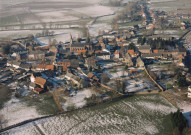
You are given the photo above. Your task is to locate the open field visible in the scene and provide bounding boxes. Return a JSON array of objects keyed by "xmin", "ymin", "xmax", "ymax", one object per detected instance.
[
  {"xmin": 0, "ymin": 0, "xmax": 118, "ymax": 39},
  {"xmin": 1, "ymin": 94, "xmax": 177, "ymax": 135},
  {"xmin": 149, "ymin": 0, "xmax": 191, "ymax": 11}
]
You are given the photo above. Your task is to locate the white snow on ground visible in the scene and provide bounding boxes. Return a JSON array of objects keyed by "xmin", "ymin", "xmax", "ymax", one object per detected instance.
[
  {"xmin": 36, "ymin": 11, "xmax": 79, "ymax": 22},
  {"xmin": 34, "ymin": 29, "xmax": 82, "ymax": 46},
  {"xmin": 0, "ymin": 94, "xmax": 41, "ymax": 128},
  {"xmin": 74, "ymin": 4, "xmax": 114, "ymax": 17},
  {"xmin": 126, "ymin": 79, "xmax": 156, "ymax": 92},
  {"xmin": 0, "ymin": 30, "xmax": 43, "ymax": 39},
  {"xmin": 109, "ymin": 68, "xmax": 128, "ymax": 79},
  {"xmin": 100, "ymin": 62, "xmax": 123, "ymax": 69},
  {"xmin": 2, "ymin": 95, "xmax": 177, "ymax": 135},
  {"xmin": 64, "ymin": 89, "xmax": 96, "ymax": 108},
  {"xmin": 136, "ymin": 101, "xmax": 177, "ymax": 114},
  {"xmin": 177, "ymin": 101, "xmax": 191, "ymax": 127},
  {"xmin": 89, "ymin": 23, "xmax": 112, "ymax": 37}
]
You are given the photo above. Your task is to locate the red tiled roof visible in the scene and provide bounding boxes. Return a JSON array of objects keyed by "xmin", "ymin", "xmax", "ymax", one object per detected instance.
[
  {"xmin": 114, "ymin": 50, "xmax": 119, "ymax": 54},
  {"xmin": 33, "ymin": 87, "xmax": 43, "ymax": 94},
  {"xmin": 46, "ymin": 65, "xmax": 54, "ymax": 70},
  {"xmin": 87, "ymin": 73, "xmax": 94, "ymax": 78},
  {"xmin": 63, "ymin": 65, "xmax": 69, "ymax": 71},
  {"xmin": 35, "ymin": 77, "xmax": 46, "ymax": 86},
  {"xmin": 128, "ymin": 50, "xmax": 134, "ymax": 55}
]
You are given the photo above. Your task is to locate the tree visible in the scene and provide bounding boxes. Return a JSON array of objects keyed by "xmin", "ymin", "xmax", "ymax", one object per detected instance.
[
  {"xmin": 121, "ymin": 81, "xmax": 126, "ymax": 94},
  {"xmin": 103, "ymin": 38, "xmax": 109, "ymax": 44},
  {"xmin": 115, "ymin": 80, "xmax": 121, "ymax": 91},
  {"xmin": 177, "ymin": 72, "xmax": 187, "ymax": 87},
  {"xmin": 124, "ymin": 65, "xmax": 128, "ymax": 71},
  {"xmin": 98, "ymin": 65, "xmax": 102, "ymax": 72},
  {"xmin": 77, "ymin": 38, "xmax": 82, "ymax": 43},
  {"xmin": 86, "ymin": 37, "xmax": 90, "ymax": 43},
  {"xmin": 101, "ymin": 73, "xmax": 110, "ymax": 84},
  {"xmin": 89, "ymin": 66, "xmax": 92, "ymax": 72},
  {"xmin": 2, "ymin": 45, "xmax": 11, "ymax": 55},
  {"xmin": 128, "ymin": 42, "xmax": 136, "ymax": 50},
  {"xmin": 170, "ymin": 110, "xmax": 188, "ymax": 133}
]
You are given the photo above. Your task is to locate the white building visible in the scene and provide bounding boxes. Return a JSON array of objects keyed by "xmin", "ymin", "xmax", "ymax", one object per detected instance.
[
  {"xmin": 188, "ymin": 86, "xmax": 191, "ymax": 98},
  {"xmin": 96, "ymin": 53, "xmax": 110, "ymax": 61}
]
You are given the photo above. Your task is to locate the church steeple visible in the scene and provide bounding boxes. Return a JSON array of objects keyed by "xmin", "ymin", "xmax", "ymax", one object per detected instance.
[{"xmin": 70, "ymin": 34, "xmax": 73, "ymax": 45}]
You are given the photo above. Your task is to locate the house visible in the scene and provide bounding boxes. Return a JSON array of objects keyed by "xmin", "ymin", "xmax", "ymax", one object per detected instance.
[
  {"xmin": 7, "ymin": 60, "xmax": 21, "ymax": 69},
  {"xmin": 57, "ymin": 59, "xmax": 71, "ymax": 67},
  {"xmin": 70, "ymin": 43, "xmax": 92, "ymax": 54},
  {"xmin": 103, "ymin": 34, "xmax": 115, "ymax": 39},
  {"xmin": 29, "ymin": 82, "xmax": 36, "ymax": 90},
  {"xmin": 96, "ymin": 53, "xmax": 110, "ymax": 61},
  {"xmin": 124, "ymin": 53, "xmax": 134, "ymax": 66},
  {"xmin": 30, "ymin": 73, "xmax": 42, "ymax": 83},
  {"xmin": 63, "ymin": 65, "xmax": 69, "ymax": 72},
  {"xmin": 127, "ymin": 50, "xmax": 135, "ymax": 55},
  {"xmin": 114, "ymin": 50, "xmax": 120, "ymax": 59},
  {"xmin": 85, "ymin": 57, "xmax": 97, "ymax": 69},
  {"xmin": 65, "ymin": 72, "xmax": 80, "ymax": 86},
  {"xmin": 136, "ymin": 57, "xmax": 144, "ymax": 67},
  {"xmin": 33, "ymin": 87, "xmax": 44, "ymax": 94},
  {"xmin": 35, "ymin": 77, "xmax": 47, "ymax": 89},
  {"xmin": 49, "ymin": 45, "xmax": 58, "ymax": 55},
  {"xmin": 138, "ymin": 45, "xmax": 151, "ymax": 54},
  {"xmin": 57, "ymin": 45, "xmax": 64, "ymax": 54},
  {"xmin": 36, "ymin": 65, "xmax": 54, "ymax": 71},
  {"xmin": 79, "ymin": 79, "xmax": 90, "ymax": 88},
  {"xmin": 70, "ymin": 59, "xmax": 80, "ymax": 69},
  {"xmin": 187, "ymin": 86, "xmax": 191, "ymax": 98},
  {"xmin": 28, "ymin": 51, "xmax": 45, "ymax": 60},
  {"xmin": 87, "ymin": 72, "xmax": 94, "ymax": 79}
]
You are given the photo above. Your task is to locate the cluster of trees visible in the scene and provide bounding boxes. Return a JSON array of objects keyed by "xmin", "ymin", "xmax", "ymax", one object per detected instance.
[
  {"xmin": 101, "ymin": 73, "xmax": 110, "ymax": 84},
  {"xmin": 115, "ymin": 80, "xmax": 126, "ymax": 94},
  {"xmin": 169, "ymin": 110, "xmax": 188, "ymax": 134},
  {"xmin": 176, "ymin": 72, "xmax": 187, "ymax": 87},
  {"xmin": 128, "ymin": 42, "xmax": 136, "ymax": 50},
  {"xmin": 2, "ymin": 45, "xmax": 11, "ymax": 55},
  {"xmin": 35, "ymin": 30, "xmax": 54, "ymax": 38},
  {"xmin": 112, "ymin": 2, "xmax": 141, "ymax": 24},
  {"xmin": 137, "ymin": 36, "xmax": 146, "ymax": 45},
  {"xmin": 148, "ymin": 37, "xmax": 177, "ymax": 50}
]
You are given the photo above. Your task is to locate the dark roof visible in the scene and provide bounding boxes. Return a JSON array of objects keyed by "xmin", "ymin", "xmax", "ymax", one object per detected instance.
[
  {"xmin": 139, "ymin": 45, "xmax": 151, "ymax": 50},
  {"xmin": 71, "ymin": 43, "xmax": 86, "ymax": 48},
  {"xmin": 30, "ymin": 82, "xmax": 36, "ymax": 87},
  {"xmin": 96, "ymin": 52, "xmax": 110, "ymax": 56}
]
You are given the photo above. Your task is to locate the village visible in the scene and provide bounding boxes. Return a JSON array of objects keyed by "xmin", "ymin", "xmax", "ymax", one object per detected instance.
[
  {"xmin": 1, "ymin": 0, "xmax": 191, "ymax": 134},
  {"xmin": 0, "ymin": 1, "xmax": 191, "ymax": 111}
]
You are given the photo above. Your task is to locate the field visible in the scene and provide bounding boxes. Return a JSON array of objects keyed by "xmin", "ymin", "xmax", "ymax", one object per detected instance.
[
  {"xmin": 0, "ymin": 0, "xmax": 118, "ymax": 39},
  {"xmin": 2, "ymin": 94, "xmax": 177, "ymax": 135},
  {"xmin": 149, "ymin": 0, "xmax": 191, "ymax": 11}
]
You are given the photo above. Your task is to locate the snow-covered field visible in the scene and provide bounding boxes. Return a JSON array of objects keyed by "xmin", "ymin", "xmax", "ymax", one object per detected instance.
[
  {"xmin": 0, "ymin": 94, "xmax": 42, "ymax": 129},
  {"xmin": 63, "ymin": 89, "xmax": 98, "ymax": 109},
  {"xmin": 89, "ymin": 23, "xmax": 112, "ymax": 37},
  {"xmin": 0, "ymin": 30, "xmax": 43, "ymax": 40},
  {"xmin": 34, "ymin": 29, "xmax": 82, "ymax": 46},
  {"xmin": 36, "ymin": 10, "xmax": 80, "ymax": 23},
  {"xmin": 0, "ymin": 0, "xmax": 119, "ymax": 40},
  {"xmin": 2, "ymin": 94, "xmax": 177, "ymax": 135},
  {"xmin": 74, "ymin": 4, "xmax": 114, "ymax": 17},
  {"xmin": 109, "ymin": 68, "xmax": 129, "ymax": 79}
]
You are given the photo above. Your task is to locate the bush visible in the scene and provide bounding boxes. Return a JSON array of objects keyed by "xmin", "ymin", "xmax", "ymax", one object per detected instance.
[
  {"xmin": 170, "ymin": 110, "xmax": 188, "ymax": 133},
  {"xmin": 166, "ymin": 84, "xmax": 173, "ymax": 89},
  {"xmin": 67, "ymin": 105, "xmax": 75, "ymax": 111}
]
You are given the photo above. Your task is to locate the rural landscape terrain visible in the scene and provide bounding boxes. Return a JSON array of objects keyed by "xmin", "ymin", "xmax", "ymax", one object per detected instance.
[{"xmin": 0, "ymin": 0, "xmax": 191, "ymax": 134}]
